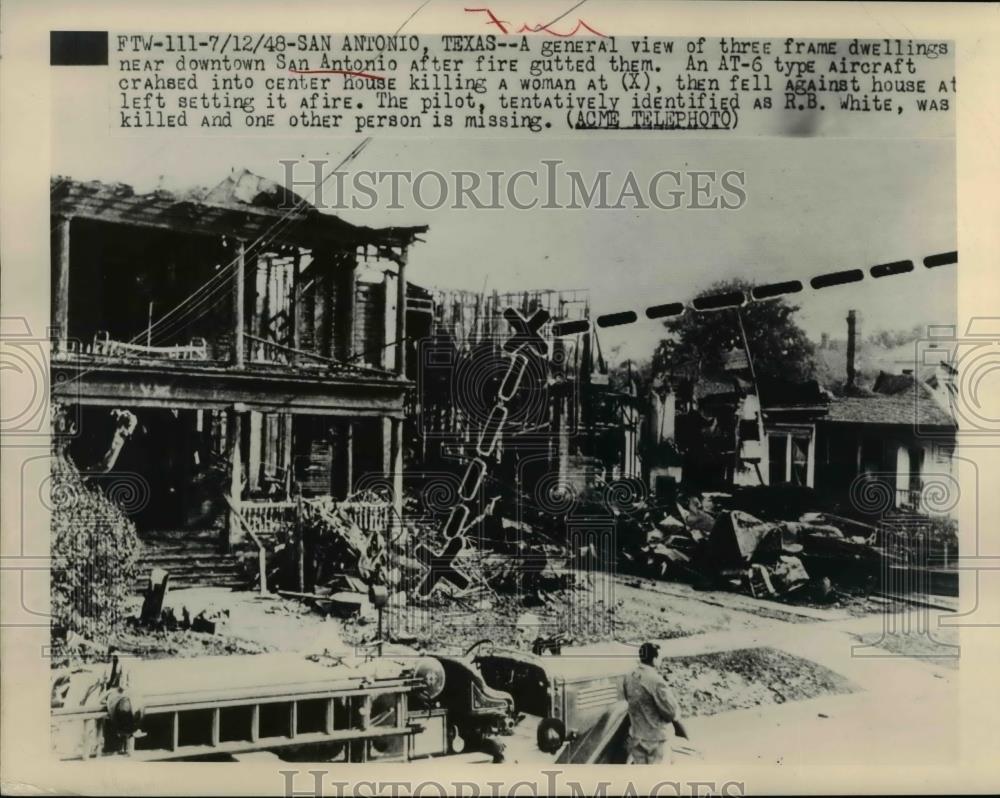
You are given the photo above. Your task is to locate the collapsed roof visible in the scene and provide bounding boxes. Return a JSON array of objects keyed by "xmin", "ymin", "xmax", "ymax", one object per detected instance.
[{"xmin": 51, "ymin": 172, "xmax": 428, "ymax": 251}]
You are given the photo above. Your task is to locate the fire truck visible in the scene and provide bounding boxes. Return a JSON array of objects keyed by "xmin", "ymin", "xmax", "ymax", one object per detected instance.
[
  {"xmin": 51, "ymin": 640, "xmax": 648, "ymax": 763},
  {"xmin": 51, "ymin": 648, "xmax": 514, "ymax": 762}
]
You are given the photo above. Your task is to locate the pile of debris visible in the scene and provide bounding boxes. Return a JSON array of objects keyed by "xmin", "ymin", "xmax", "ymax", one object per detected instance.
[
  {"xmin": 247, "ymin": 491, "xmax": 398, "ymax": 622},
  {"xmin": 621, "ymin": 495, "xmax": 901, "ymax": 601},
  {"xmin": 137, "ymin": 569, "xmax": 232, "ymax": 633},
  {"xmin": 259, "ymin": 484, "xmax": 603, "ymax": 629}
]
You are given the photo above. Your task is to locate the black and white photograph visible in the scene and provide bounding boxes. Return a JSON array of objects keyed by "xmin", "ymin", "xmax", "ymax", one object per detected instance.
[{"xmin": 2, "ymin": 2, "xmax": 999, "ymax": 796}]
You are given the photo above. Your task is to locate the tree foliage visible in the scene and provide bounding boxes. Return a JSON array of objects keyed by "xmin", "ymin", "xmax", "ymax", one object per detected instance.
[
  {"xmin": 866, "ymin": 324, "xmax": 924, "ymax": 349},
  {"xmin": 652, "ymin": 279, "xmax": 817, "ymax": 383}
]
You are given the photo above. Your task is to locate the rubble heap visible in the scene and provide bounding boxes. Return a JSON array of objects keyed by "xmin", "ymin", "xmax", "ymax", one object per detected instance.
[{"xmin": 619, "ymin": 493, "xmax": 907, "ymax": 601}]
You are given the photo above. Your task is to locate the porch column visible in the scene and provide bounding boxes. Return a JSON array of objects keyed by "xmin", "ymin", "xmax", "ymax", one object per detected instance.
[
  {"xmin": 381, "ymin": 416, "xmax": 403, "ymax": 516},
  {"xmin": 289, "ymin": 249, "xmax": 301, "ymax": 349},
  {"xmin": 248, "ymin": 411, "xmax": 262, "ymax": 493},
  {"xmin": 227, "ymin": 405, "xmax": 244, "ymax": 546},
  {"xmin": 282, "ymin": 412, "xmax": 295, "ymax": 495},
  {"xmin": 395, "ymin": 248, "xmax": 407, "ymax": 376},
  {"xmin": 381, "ymin": 416, "xmax": 393, "ymax": 476},
  {"xmin": 344, "ymin": 421, "xmax": 354, "ymax": 496},
  {"xmin": 323, "ymin": 253, "xmax": 336, "ymax": 358},
  {"xmin": 390, "ymin": 417, "xmax": 404, "ymax": 520},
  {"xmin": 259, "ymin": 255, "xmax": 272, "ymax": 338},
  {"xmin": 233, "ymin": 239, "xmax": 246, "ymax": 367},
  {"xmin": 53, "ymin": 215, "xmax": 72, "ymax": 351},
  {"xmin": 336, "ymin": 254, "xmax": 357, "ymax": 361}
]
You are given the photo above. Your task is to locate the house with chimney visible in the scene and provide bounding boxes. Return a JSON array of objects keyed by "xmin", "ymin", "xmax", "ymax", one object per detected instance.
[
  {"xmin": 814, "ymin": 368, "xmax": 958, "ymax": 517},
  {"xmin": 812, "ymin": 310, "xmax": 958, "ymax": 517},
  {"xmin": 640, "ymin": 309, "xmax": 958, "ymax": 518}
]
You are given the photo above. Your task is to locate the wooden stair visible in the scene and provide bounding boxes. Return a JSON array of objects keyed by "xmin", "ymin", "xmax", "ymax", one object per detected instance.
[{"xmin": 132, "ymin": 532, "xmax": 247, "ymax": 593}]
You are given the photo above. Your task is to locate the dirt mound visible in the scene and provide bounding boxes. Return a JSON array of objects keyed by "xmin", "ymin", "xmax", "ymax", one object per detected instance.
[{"xmin": 662, "ymin": 646, "xmax": 856, "ymax": 717}]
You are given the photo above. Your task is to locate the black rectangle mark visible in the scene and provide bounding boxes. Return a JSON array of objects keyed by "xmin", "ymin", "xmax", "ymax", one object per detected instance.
[
  {"xmin": 552, "ymin": 320, "xmax": 590, "ymax": 336},
  {"xmin": 752, "ymin": 280, "xmax": 803, "ymax": 300},
  {"xmin": 693, "ymin": 290, "xmax": 745, "ymax": 311},
  {"xmin": 645, "ymin": 302, "xmax": 685, "ymax": 320},
  {"xmin": 924, "ymin": 251, "xmax": 958, "ymax": 268},
  {"xmin": 596, "ymin": 311, "xmax": 637, "ymax": 328},
  {"xmin": 870, "ymin": 260, "xmax": 914, "ymax": 278},
  {"xmin": 810, "ymin": 269, "xmax": 864, "ymax": 289},
  {"xmin": 50, "ymin": 31, "xmax": 108, "ymax": 66}
]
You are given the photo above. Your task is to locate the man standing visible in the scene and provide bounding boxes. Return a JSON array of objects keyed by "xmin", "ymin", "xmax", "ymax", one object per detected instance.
[{"xmin": 623, "ymin": 642, "xmax": 683, "ymax": 764}]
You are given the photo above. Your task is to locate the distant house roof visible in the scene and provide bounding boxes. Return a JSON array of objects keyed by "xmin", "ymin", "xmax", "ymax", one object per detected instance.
[
  {"xmin": 826, "ymin": 383, "xmax": 955, "ymax": 428},
  {"xmin": 815, "ymin": 338, "xmax": 938, "ymax": 389},
  {"xmin": 758, "ymin": 378, "xmax": 828, "ymax": 409},
  {"xmin": 51, "ymin": 175, "xmax": 428, "ymax": 251},
  {"xmin": 693, "ymin": 376, "xmax": 745, "ymax": 400}
]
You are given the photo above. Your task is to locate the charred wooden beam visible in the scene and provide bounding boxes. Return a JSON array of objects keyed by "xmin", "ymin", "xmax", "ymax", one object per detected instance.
[
  {"xmin": 344, "ymin": 421, "xmax": 354, "ymax": 496},
  {"xmin": 53, "ymin": 215, "xmax": 72, "ymax": 350},
  {"xmin": 289, "ymin": 249, "xmax": 302, "ymax": 349},
  {"xmin": 51, "ymin": 360, "xmax": 409, "ymax": 416},
  {"xmin": 335, "ymin": 253, "xmax": 357, "ymax": 361},
  {"xmin": 233, "ymin": 240, "xmax": 246, "ymax": 367},
  {"xmin": 227, "ymin": 406, "xmax": 244, "ymax": 546},
  {"xmin": 395, "ymin": 248, "xmax": 408, "ymax": 376}
]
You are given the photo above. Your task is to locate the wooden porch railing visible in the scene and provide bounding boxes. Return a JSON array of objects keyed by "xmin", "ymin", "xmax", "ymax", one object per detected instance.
[
  {"xmin": 223, "ymin": 495, "xmax": 272, "ymax": 595},
  {"xmin": 245, "ymin": 334, "xmax": 331, "ymax": 368},
  {"xmin": 244, "ymin": 333, "xmax": 398, "ymax": 378},
  {"xmin": 235, "ymin": 499, "xmax": 297, "ymax": 537},
  {"xmin": 340, "ymin": 500, "xmax": 392, "ymax": 535},
  {"xmin": 225, "ymin": 493, "xmax": 395, "ymax": 594},
  {"xmin": 62, "ymin": 331, "xmax": 210, "ymax": 360},
  {"xmin": 895, "ymin": 487, "xmax": 923, "ymax": 512}
]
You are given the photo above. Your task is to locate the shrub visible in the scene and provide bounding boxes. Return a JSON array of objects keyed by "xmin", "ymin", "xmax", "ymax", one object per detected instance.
[
  {"xmin": 924, "ymin": 514, "xmax": 959, "ymax": 550},
  {"xmin": 50, "ymin": 449, "xmax": 140, "ymax": 645}
]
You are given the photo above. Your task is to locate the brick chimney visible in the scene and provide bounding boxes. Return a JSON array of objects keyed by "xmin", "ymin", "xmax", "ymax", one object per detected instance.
[{"xmin": 846, "ymin": 310, "xmax": 859, "ymax": 389}]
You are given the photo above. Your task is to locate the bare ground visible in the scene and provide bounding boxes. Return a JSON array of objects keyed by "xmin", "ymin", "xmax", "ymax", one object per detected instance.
[
  {"xmin": 336, "ymin": 574, "xmax": 887, "ymax": 653},
  {"xmin": 59, "ymin": 572, "xmax": 894, "ymax": 666},
  {"xmin": 53, "ymin": 577, "xmax": 926, "ymax": 719},
  {"xmin": 849, "ymin": 626, "xmax": 960, "ymax": 669}
]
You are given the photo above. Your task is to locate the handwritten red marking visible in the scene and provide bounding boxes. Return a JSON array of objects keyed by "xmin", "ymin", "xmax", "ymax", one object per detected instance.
[
  {"xmin": 518, "ymin": 19, "xmax": 608, "ymax": 38},
  {"xmin": 464, "ymin": 7, "xmax": 512, "ymax": 33},
  {"xmin": 465, "ymin": 7, "xmax": 607, "ymax": 37},
  {"xmin": 288, "ymin": 69, "xmax": 386, "ymax": 80}
]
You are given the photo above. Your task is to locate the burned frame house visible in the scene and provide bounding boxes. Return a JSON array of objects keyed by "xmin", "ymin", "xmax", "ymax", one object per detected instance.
[{"xmin": 50, "ymin": 173, "xmax": 427, "ymax": 585}]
